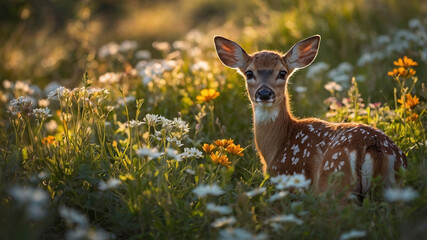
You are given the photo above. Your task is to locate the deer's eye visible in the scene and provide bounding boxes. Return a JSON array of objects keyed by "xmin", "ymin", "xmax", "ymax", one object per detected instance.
[
  {"xmin": 278, "ymin": 70, "xmax": 287, "ymax": 79},
  {"xmin": 245, "ymin": 70, "xmax": 254, "ymax": 79}
]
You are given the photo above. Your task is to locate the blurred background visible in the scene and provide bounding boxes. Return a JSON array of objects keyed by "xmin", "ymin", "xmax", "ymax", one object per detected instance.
[{"xmin": 1, "ymin": 0, "xmax": 426, "ymax": 116}]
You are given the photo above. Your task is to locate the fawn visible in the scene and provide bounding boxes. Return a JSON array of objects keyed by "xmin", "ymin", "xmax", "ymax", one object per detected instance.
[{"xmin": 214, "ymin": 35, "xmax": 407, "ymax": 197}]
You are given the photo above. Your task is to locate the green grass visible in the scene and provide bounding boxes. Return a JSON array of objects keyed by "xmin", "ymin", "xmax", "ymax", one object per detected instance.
[{"xmin": 0, "ymin": 1, "xmax": 426, "ymax": 239}]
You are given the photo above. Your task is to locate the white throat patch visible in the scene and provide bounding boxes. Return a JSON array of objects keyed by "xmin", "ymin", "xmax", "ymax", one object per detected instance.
[{"xmin": 254, "ymin": 103, "xmax": 279, "ymax": 125}]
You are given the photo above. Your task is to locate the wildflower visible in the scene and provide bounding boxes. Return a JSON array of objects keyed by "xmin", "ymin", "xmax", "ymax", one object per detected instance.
[
  {"xmin": 152, "ymin": 41, "xmax": 171, "ymax": 52},
  {"xmin": 59, "ymin": 206, "xmax": 89, "ymax": 227},
  {"xmin": 196, "ymin": 88, "xmax": 220, "ymax": 102},
  {"xmin": 206, "ymin": 203, "xmax": 232, "ymax": 215},
  {"xmin": 136, "ymin": 50, "xmax": 151, "ymax": 59},
  {"xmin": 9, "ymin": 186, "xmax": 48, "ymax": 220},
  {"xmin": 324, "ymin": 81, "xmax": 343, "ymax": 93},
  {"xmin": 406, "ymin": 112, "xmax": 419, "ymax": 122},
  {"xmin": 210, "ymin": 151, "xmax": 231, "ymax": 167},
  {"xmin": 398, "ymin": 93, "xmax": 419, "ymax": 109},
  {"xmin": 294, "ymin": 86, "xmax": 307, "ymax": 94},
  {"xmin": 98, "ymin": 42, "xmax": 119, "ymax": 58},
  {"xmin": 286, "ymin": 174, "xmax": 311, "ymax": 189},
  {"xmin": 218, "ymin": 227, "xmax": 267, "ymax": 240},
  {"xmin": 165, "ymin": 148, "xmax": 181, "ymax": 161},
  {"xmin": 47, "ymin": 86, "xmax": 70, "ymax": 101},
  {"xmin": 393, "ymin": 56, "xmax": 418, "ymax": 68},
  {"xmin": 340, "ymin": 230, "xmax": 367, "ymax": 240},
  {"xmin": 267, "ymin": 191, "xmax": 288, "ymax": 202},
  {"xmin": 38, "ymin": 99, "xmax": 50, "ymax": 107},
  {"xmin": 99, "ymin": 72, "xmax": 122, "ymax": 84},
  {"xmin": 212, "ymin": 217, "xmax": 236, "ymax": 228},
  {"xmin": 306, "ymin": 62, "xmax": 330, "ymax": 79},
  {"xmin": 42, "ymin": 136, "xmax": 56, "ymax": 145},
  {"xmin": 185, "ymin": 169, "xmax": 196, "ymax": 175},
  {"xmin": 191, "ymin": 61, "xmax": 210, "ymax": 72},
  {"xmin": 388, "ymin": 67, "xmax": 416, "ymax": 77},
  {"xmin": 192, "ymin": 184, "xmax": 224, "ymax": 197},
  {"xmin": 266, "ymin": 214, "xmax": 303, "ymax": 225},
  {"xmin": 202, "ymin": 143, "xmax": 216, "ymax": 154},
  {"xmin": 172, "ymin": 117, "xmax": 190, "ymax": 134},
  {"xmin": 180, "ymin": 147, "xmax": 203, "ymax": 159},
  {"xmin": 32, "ymin": 107, "xmax": 52, "ymax": 120},
  {"xmin": 3, "ymin": 79, "xmax": 13, "ymax": 89},
  {"xmin": 9, "ymin": 96, "xmax": 35, "ymax": 116},
  {"xmin": 384, "ymin": 187, "xmax": 419, "ymax": 202},
  {"xmin": 142, "ymin": 114, "xmax": 159, "ymax": 126},
  {"xmin": 128, "ymin": 120, "xmax": 143, "ymax": 128},
  {"xmin": 98, "ymin": 178, "xmax": 121, "ymax": 191},
  {"xmin": 214, "ymin": 139, "xmax": 234, "ymax": 147},
  {"xmin": 270, "ymin": 174, "xmax": 291, "ymax": 190},
  {"xmin": 167, "ymin": 137, "xmax": 183, "ymax": 147},
  {"xmin": 119, "ymin": 40, "xmax": 138, "ymax": 52},
  {"xmin": 136, "ymin": 147, "xmax": 163, "ymax": 160},
  {"xmin": 245, "ymin": 187, "xmax": 267, "ymax": 197},
  {"xmin": 226, "ymin": 144, "xmax": 244, "ymax": 156},
  {"xmin": 45, "ymin": 119, "xmax": 58, "ymax": 132}
]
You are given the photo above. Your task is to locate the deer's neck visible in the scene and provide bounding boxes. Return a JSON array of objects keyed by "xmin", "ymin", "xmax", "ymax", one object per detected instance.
[{"xmin": 253, "ymin": 95, "xmax": 295, "ymax": 172}]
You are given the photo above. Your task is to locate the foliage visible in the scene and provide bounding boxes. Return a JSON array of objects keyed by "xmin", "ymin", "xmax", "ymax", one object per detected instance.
[{"xmin": 0, "ymin": 1, "xmax": 426, "ymax": 239}]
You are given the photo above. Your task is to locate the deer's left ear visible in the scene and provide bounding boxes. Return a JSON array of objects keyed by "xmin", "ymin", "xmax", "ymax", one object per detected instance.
[{"xmin": 283, "ymin": 35, "xmax": 320, "ymax": 70}]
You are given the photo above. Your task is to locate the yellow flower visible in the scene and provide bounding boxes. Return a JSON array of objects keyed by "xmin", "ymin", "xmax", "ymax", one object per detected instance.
[
  {"xmin": 196, "ymin": 89, "xmax": 220, "ymax": 102},
  {"xmin": 406, "ymin": 112, "xmax": 419, "ymax": 122},
  {"xmin": 213, "ymin": 139, "xmax": 234, "ymax": 147},
  {"xmin": 112, "ymin": 140, "xmax": 118, "ymax": 148},
  {"xmin": 226, "ymin": 144, "xmax": 244, "ymax": 156},
  {"xmin": 202, "ymin": 143, "xmax": 216, "ymax": 154},
  {"xmin": 210, "ymin": 151, "xmax": 231, "ymax": 167},
  {"xmin": 394, "ymin": 56, "xmax": 418, "ymax": 68},
  {"xmin": 387, "ymin": 67, "xmax": 416, "ymax": 78},
  {"xmin": 398, "ymin": 94, "xmax": 420, "ymax": 109},
  {"xmin": 42, "ymin": 136, "xmax": 55, "ymax": 145}
]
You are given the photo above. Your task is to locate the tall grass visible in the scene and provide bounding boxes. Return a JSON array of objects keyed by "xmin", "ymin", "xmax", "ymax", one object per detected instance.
[{"xmin": 0, "ymin": 1, "xmax": 426, "ymax": 239}]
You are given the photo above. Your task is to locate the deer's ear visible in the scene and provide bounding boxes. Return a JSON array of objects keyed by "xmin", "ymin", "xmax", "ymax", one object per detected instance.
[
  {"xmin": 214, "ymin": 36, "xmax": 250, "ymax": 69},
  {"xmin": 283, "ymin": 35, "xmax": 320, "ymax": 70}
]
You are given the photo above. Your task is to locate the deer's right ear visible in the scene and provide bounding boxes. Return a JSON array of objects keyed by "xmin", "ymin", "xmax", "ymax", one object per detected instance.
[{"xmin": 214, "ymin": 36, "xmax": 249, "ymax": 69}]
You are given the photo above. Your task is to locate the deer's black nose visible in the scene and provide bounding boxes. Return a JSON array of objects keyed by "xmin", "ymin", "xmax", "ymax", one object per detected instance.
[{"xmin": 256, "ymin": 88, "xmax": 275, "ymax": 101}]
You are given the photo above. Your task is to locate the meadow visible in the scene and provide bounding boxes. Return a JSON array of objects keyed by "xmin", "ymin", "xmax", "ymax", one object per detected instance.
[{"xmin": 0, "ymin": 0, "xmax": 426, "ymax": 239}]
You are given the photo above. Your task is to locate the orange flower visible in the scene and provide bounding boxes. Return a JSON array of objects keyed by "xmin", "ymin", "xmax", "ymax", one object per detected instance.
[
  {"xmin": 226, "ymin": 144, "xmax": 244, "ymax": 156},
  {"xmin": 398, "ymin": 94, "xmax": 420, "ymax": 109},
  {"xmin": 42, "ymin": 135, "xmax": 55, "ymax": 145},
  {"xmin": 406, "ymin": 112, "xmax": 419, "ymax": 122},
  {"xmin": 196, "ymin": 89, "xmax": 220, "ymax": 102},
  {"xmin": 210, "ymin": 151, "xmax": 231, "ymax": 167},
  {"xmin": 387, "ymin": 67, "xmax": 416, "ymax": 78},
  {"xmin": 202, "ymin": 143, "xmax": 216, "ymax": 154},
  {"xmin": 394, "ymin": 56, "xmax": 418, "ymax": 68},
  {"xmin": 214, "ymin": 139, "xmax": 234, "ymax": 147}
]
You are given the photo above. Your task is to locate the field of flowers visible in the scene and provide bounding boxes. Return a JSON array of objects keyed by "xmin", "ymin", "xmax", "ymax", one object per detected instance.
[{"xmin": 1, "ymin": 0, "xmax": 426, "ymax": 239}]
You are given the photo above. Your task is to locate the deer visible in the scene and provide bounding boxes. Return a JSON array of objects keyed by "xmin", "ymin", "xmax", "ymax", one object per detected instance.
[{"xmin": 213, "ymin": 35, "xmax": 407, "ymax": 198}]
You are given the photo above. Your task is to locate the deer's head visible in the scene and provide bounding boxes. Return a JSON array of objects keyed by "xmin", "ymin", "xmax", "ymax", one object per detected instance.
[{"xmin": 214, "ymin": 35, "xmax": 320, "ymax": 123}]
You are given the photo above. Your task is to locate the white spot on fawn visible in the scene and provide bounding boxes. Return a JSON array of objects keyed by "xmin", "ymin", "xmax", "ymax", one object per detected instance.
[
  {"xmin": 308, "ymin": 125, "xmax": 314, "ymax": 132},
  {"xmin": 281, "ymin": 153, "xmax": 287, "ymax": 163},
  {"xmin": 332, "ymin": 152, "xmax": 339, "ymax": 160},
  {"xmin": 361, "ymin": 153, "xmax": 374, "ymax": 194},
  {"xmin": 387, "ymin": 154, "xmax": 396, "ymax": 185},
  {"xmin": 323, "ymin": 161, "xmax": 330, "ymax": 171},
  {"xmin": 292, "ymin": 157, "xmax": 299, "ymax": 165},
  {"xmin": 349, "ymin": 151, "xmax": 357, "ymax": 179},
  {"xmin": 301, "ymin": 135, "xmax": 308, "ymax": 144},
  {"xmin": 291, "ymin": 144, "xmax": 300, "ymax": 155}
]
